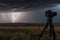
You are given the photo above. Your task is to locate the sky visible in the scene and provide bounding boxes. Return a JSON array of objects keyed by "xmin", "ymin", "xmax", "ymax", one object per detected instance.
[{"xmin": 0, "ymin": 0, "xmax": 60, "ymax": 23}]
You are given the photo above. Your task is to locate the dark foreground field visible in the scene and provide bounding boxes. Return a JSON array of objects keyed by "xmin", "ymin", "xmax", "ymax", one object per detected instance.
[
  {"xmin": 0, "ymin": 29, "xmax": 60, "ymax": 40},
  {"xmin": 0, "ymin": 23, "xmax": 60, "ymax": 40}
]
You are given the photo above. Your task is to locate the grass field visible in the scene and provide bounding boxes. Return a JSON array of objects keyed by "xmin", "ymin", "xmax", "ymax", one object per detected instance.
[{"xmin": 0, "ymin": 23, "xmax": 60, "ymax": 40}]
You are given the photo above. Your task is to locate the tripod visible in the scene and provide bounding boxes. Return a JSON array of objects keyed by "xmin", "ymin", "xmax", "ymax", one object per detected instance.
[{"xmin": 39, "ymin": 17, "xmax": 57, "ymax": 40}]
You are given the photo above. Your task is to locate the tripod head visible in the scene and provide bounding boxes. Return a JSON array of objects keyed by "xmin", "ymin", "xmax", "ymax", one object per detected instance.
[{"xmin": 45, "ymin": 10, "xmax": 57, "ymax": 22}]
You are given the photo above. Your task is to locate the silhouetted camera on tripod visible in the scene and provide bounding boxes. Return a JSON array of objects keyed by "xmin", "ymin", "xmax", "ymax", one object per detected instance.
[
  {"xmin": 39, "ymin": 10, "xmax": 57, "ymax": 40},
  {"xmin": 45, "ymin": 10, "xmax": 57, "ymax": 17}
]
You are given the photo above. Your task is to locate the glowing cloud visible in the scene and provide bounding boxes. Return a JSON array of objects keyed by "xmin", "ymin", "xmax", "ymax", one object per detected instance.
[
  {"xmin": 56, "ymin": 4, "xmax": 60, "ymax": 7},
  {"xmin": 11, "ymin": 12, "xmax": 23, "ymax": 22},
  {"xmin": 11, "ymin": 12, "xmax": 29, "ymax": 23}
]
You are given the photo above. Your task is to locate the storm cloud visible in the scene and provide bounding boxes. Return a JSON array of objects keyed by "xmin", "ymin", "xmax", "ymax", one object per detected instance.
[
  {"xmin": 0, "ymin": 0, "xmax": 60, "ymax": 11},
  {"xmin": 0, "ymin": 0, "xmax": 60, "ymax": 23}
]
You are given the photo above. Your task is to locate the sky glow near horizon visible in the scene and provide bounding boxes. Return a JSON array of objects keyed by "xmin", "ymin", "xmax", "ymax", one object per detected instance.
[{"xmin": 0, "ymin": 12, "xmax": 30, "ymax": 23}]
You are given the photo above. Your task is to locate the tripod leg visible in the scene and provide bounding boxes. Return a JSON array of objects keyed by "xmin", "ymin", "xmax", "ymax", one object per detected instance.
[
  {"xmin": 50, "ymin": 23, "xmax": 52, "ymax": 37},
  {"xmin": 39, "ymin": 23, "xmax": 49, "ymax": 40},
  {"xmin": 51, "ymin": 24, "xmax": 57, "ymax": 40}
]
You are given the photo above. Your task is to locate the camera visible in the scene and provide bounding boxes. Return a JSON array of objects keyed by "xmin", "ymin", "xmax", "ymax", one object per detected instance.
[{"xmin": 45, "ymin": 10, "xmax": 57, "ymax": 17}]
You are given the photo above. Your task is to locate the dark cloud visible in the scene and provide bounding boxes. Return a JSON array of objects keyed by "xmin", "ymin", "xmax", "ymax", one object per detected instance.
[{"xmin": 0, "ymin": 0, "xmax": 59, "ymax": 12}]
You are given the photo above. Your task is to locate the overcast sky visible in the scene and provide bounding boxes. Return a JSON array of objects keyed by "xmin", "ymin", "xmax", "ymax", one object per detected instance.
[{"xmin": 0, "ymin": 0, "xmax": 60, "ymax": 23}]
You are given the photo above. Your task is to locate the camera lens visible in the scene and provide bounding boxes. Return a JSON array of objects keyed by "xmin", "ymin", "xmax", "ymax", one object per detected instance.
[{"xmin": 53, "ymin": 12, "xmax": 57, "ymax": 16}]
